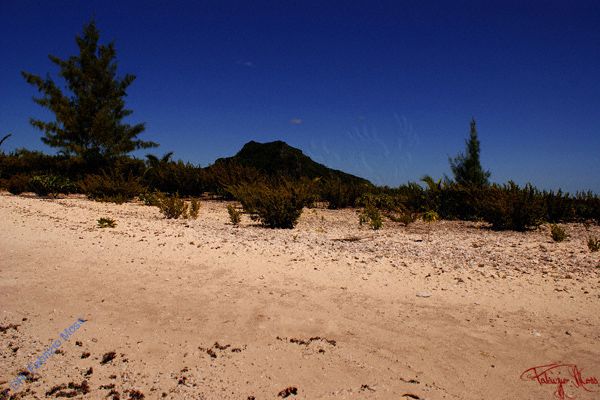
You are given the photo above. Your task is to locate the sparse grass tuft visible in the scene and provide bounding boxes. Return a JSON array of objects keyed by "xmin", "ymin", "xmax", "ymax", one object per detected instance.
[
  {"xmin": 97, "ymin": 217, "xmax": 116, "ymax": 228},
  {"xmin": 422, "ymin": 210, "xmax": 439, "ymax": 223},
  {"xmin": 588, "ymin": 237, "xmax": 600, "ymax": 252},
  {"xmin": 188, "ymin": 198, "xmax": 200, "ymax": 219},
  {"xmin": 227, "ymin": 204, "xmax": 241, "ymax": 225},
  {"xmin": 387, "ymin": 212, "xmax": 418, "ymax": 226},
  {"xmin": 550, "ymin": 224, "xmax": 567, "ymax": 242}
]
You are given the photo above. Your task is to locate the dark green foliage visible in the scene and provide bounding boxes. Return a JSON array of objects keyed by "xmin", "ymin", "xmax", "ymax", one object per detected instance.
[
  {"xmin": 29, "ymin": 175, "xmax": 75, "ymax": 197},
  {"xmin": 449, "ymin": 119, "xmax": 490, "ymax": 187},
  {"xmin": 550, "ymin": 224, "xmax": 567, "ymax": 242},
  {"xmin": 318, "ymin": 176, "xmax": 370, "ymax": 209},
  {"xmin": 203, "ymin": 160, "xmax": 264, "ymax": 199},
  {"xmin": 391, "ymin": 182, "xmax": 427, "ymax": 213},
  {"xmin": 79, "ymin": 171, "xmax": 143, "ymax": 204},
  {"xmin": 22, "ymin": 20, "xmax": 156, "ymax": 163},
  {"xmin": 4, "ymin": 174, "xmax": 30, "ymax": 195},
  {"xmin": 572, "ymin": 191, "xmax": 600, "ymax": 223},
  {"xmin": 588, "ymin": 237, "xmax": 600, "ymax": 252},
  {"xmin": 0, "ymin": 149, "xmax": 86, "ymax": 181},
  {"xmin": 480, "ymin": 182, "xmax": 544, "ymax": 231},
  {"xmin": 357, "ymin": 192, "xmax": 404, "ymax": 212},
  {"xmin": 143, "ymin": 153, "xmax": 205, "ymax": 196},
  {"xmin": 227, "ymin": 204, "xmax": 241, "ymax": 225},
  {"xmin": 437, "ymin": 184, "xmax": 486, "ymax": 221},
  {"xmin": 228, "ymin": 178, "xmax": 313, "ymax": 228},
  {"xmin": 157, "ymin": 193, "xmax": 188, "ymax": 219},
  {"xmin": 97, "ymin": 217, "xmax": 116, "ymax": 228},
  {"xmin": 543, "ymin": 190, "xmax": 575, "ymax": 222}
]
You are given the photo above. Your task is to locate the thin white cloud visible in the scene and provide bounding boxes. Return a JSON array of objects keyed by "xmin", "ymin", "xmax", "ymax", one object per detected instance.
[
  {"xmin": 236, "ymin": 60, "xmax": 255, "ymax": 68},
  {"xmin": 290, "ymin": 118, "xmax": 303, "ymax": 125}
]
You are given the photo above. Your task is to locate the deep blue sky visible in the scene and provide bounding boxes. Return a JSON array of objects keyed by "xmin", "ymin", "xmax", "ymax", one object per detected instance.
[{"xmin": 1, "ymin": 1, "xmax": 599, "ymax": 192}]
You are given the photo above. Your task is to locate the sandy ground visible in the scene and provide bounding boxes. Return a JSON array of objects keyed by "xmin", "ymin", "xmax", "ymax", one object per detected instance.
[{"xmin": 1, "ymin": 192, "xmax": 599, "ymax": 400}]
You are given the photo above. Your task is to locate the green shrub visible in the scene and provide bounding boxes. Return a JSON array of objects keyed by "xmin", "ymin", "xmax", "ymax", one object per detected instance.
[
  {"xmin": 5, "ymin": 174, "xmax": 30, "ymax": 195},
  {"xmin": 79, "ymin": 171, "xmax": 143, "ymax": 204},
  {"xmin": 143, "ymin": 154, "xmax": 206, "ymax": 196},
  {"xmin": 550, "ymin": 224, "xmax": 567, "ymax": 242},
  {"xmin": 228, "ymin": 178, "xmax": 312, "ymax": 229},
  {"xmin": 29, "ymin": 175, "xmax": 74, "ymax": 197},
  {"xmin": 544, "ymin": 190, "xmax": 575, "ymax": 222},
  {"xmin": 438, "ymin": 184, "xmax": 485, "ymax": 221},
  {"xmin": 227, "ymin": 204, "xmax": 241, "ymax": 225},
  {"xmin": 359, "ymin": 204, "xmax": 383, "ymax": 230},
  {"xmin": 97, "ymin": 217, "xmax": 116, "ymax": 228},
  {"xmin": 158, "ymin": 193, "xmax": 188, "ymax": 219},
  {"xmin": 319, "ymin": 176, "xmax": 370, "ymax": 209},
  {"xmin": 423, "ymin": 210, "xmax": 439, "ymax": 223},
  {"xmin": 188, "ymin": 198, "xmax": 200, "ymax": 219},
  {"xmin": 387, "ymin": 211, "xmax": 418, "ymax": 226},
  {"xmin": 139, "ymin": 190, "xmax": 161, "ymax": 206},
  {"xmin": 357, "ymin": 192, "xmax": 403, "ymax": 212},
  {"xmin": 481, "ymin": 182, "xmax": 544, "ymax": 231},
  {"xmin": 588, "ymin": 237, "xmax": 600, "ymax": 252}
]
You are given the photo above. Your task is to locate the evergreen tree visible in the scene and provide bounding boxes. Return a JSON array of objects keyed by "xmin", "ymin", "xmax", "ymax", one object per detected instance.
[
  {"xmin": 22, "ymin": 20, "xmax": 156, "ymax": 164},
  {"xmin": 449, "ymin": 118, "xmax": 490, "ymax": 186}
]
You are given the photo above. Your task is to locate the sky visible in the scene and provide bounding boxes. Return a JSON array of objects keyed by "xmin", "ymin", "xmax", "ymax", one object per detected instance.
[{"xmin": 1, "ymin": 0, "xmax": 599, "ymax": 192}]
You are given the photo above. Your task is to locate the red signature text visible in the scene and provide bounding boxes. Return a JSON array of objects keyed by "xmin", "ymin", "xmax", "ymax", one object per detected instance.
[{"xmin": 521, "ymin": 363, "xmax": 599, "ymax": 400}]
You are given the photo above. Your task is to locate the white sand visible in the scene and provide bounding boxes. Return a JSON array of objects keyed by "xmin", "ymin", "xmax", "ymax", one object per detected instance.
[{"xmin": 1, "ymin": 192, "xmax": 599, "ymax": 399}]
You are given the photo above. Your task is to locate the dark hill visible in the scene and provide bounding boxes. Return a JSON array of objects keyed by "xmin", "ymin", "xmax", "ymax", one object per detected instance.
[{"xmin": 213, "ymin": 140, "xmax": 371, "ymax": 185}]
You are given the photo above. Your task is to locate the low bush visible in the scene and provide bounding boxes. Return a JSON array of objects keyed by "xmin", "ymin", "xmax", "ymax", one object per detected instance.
[
  {"xmin": 138, "ymin": 190, "xmax": 161, "ymax": 206},
  {"xmin": 588, "ymin": 237, "xmax": 600, "ymax": 252},
  {"xmin": 158, "ymin": 193, "xmax": 188, "ymax": 219},
  {"xmin": 79, "ymin": 171, "xmax": 143, "ymax": 204},
  {"xmin": 480, "ymin": 182, "xmax": 544, "ymax": 231},
  {"xmin": 227, "ymin": 204, "xmax": 241, "ymax": 225},
  {"xmin": 29, "ymin": 175, "xmax": 75, "ymax": 197},
  {"xmin": 423, "ymin": 210, "xmax": 439, "ymax": 223},
  {"xmin": 228, "ymin": 178, "xmax": 313, "ymax": 228},
  {"xmin": 5, "ymin": 174, "xmax": 30, "ymax": 195},
  {"xmin": 387, "ymin": 211, "xmax": 418, "ymax": 226},
  {"xmin": 359, "ymin": 204, "xmax": 383, "ymax": 230},
  {"xmin": 550, "ymin": 224, "xmax": 567, "ymax": 242},
  {"xmin": 97, "ymin": 217, "xmax": 116, "ymax": 228}
]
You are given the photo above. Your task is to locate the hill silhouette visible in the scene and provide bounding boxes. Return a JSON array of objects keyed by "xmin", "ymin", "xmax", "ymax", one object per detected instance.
[{"xmin": 213, "ymin": 140, "xmax": 371, "ymax": 185}]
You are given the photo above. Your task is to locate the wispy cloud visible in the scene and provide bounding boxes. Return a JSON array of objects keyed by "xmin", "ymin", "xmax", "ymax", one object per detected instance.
[
  {"xmin": 236, "ymin": 60, "xmax": 255, "ymax": 68},
  {"xmin": 290, "ymin": 118, "xmax": 303, "ymax": 125}
]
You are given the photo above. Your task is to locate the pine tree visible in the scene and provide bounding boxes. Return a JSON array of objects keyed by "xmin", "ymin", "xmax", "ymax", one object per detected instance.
[
  {"xmin": 22, "ymin": 20, "xmax": 156, "ymax": 164},
  {"xmin": 449, "ymin": 118, "xmax": 491, "ymax": 186}
]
